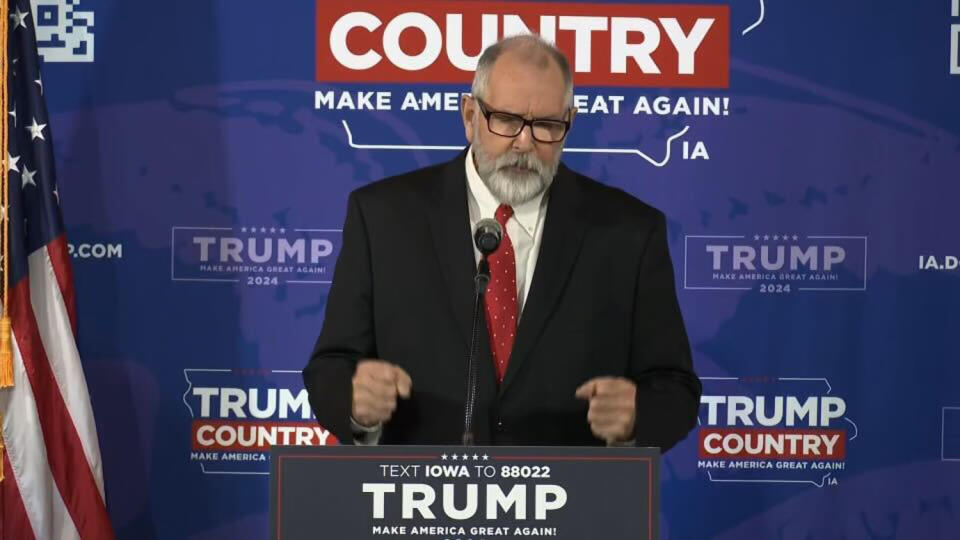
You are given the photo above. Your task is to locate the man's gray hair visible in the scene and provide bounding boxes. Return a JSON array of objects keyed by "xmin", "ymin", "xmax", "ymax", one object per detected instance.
[{"xmin": 470, "ymin": 34, "xmax": 574, "ymax": 106}]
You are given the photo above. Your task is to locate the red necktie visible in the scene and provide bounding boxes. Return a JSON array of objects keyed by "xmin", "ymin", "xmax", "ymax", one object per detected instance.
[{"xmin": 484, "ymin": 204, "xmax": 518, "ymax": 385}]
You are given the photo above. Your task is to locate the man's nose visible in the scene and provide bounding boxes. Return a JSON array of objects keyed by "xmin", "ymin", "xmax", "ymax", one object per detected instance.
[{"xmin": 511, "ymin": 124, "xmax": 535, "ymax": 152}]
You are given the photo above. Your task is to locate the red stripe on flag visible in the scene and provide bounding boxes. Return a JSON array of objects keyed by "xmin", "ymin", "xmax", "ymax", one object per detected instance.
[
  {"xmin": 46, "ymin": 236, "xmax": 77, "ymax": 336},
  {"xmin": 1, "ymin": 451, "xmax": 37, "ymax": 540},
  {"xmin": 10, "ymin": 278, "xmax": 114, "ymax": 540}
]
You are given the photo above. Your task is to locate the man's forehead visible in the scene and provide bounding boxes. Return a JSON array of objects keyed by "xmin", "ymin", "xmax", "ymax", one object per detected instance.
[{"xmin": 484, "ymin": 55, "xmax": 568, "ymax": 116}]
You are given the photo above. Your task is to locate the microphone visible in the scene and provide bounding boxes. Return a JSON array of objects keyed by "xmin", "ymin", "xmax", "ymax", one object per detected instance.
[
  {"xmin": 463, "ymin": 219, "xmax": 501, "ymax": 445},
  {"xmin": 473, "ymin": 218, "xmax": 502, "ymax": 256}
]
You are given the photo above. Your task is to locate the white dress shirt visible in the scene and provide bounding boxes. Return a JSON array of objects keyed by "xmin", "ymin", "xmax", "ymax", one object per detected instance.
[{"xmin": 464, "ymin": 146, "xmax": 549, "ymax": 317}]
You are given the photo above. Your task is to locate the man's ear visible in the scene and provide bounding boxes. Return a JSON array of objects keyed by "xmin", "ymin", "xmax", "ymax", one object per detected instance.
[{"xmin": 461, "ymin": 94, "xmax": 475, "ymax": 144}]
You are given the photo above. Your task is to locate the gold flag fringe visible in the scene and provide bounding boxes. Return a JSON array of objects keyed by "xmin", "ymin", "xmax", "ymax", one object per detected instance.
[
  {"xmin": 0, "ymin": 0, "xmax": 11, "ymax": 483},
  {"xmin": 0, "ymin": 0, "xmax": 12, "ymax": 391}
]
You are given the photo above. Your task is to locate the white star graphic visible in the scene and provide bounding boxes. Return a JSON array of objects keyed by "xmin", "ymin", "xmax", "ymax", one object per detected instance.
[
  {"xmin": 763, "ymin": 234, "xmax": 770, "ymax": 241},
  {"xmin": 792, "ymin": 235, "xmax": 799, "ymax": 241},
  {"xmin": 241, "ymin": 226, "xmax": 247, "ymax": 233},
  {"xmin": 26, "ymin": 117, "xmax": 46, "ymax": 141},
  {"xmin": 270, "ymin": 227, "xmax": 276, "ymax": 233},
  {"xmin": 7, "ymin": 152, "xmax": 19, "ymax": 173},
  {"xmin": 461, "ymin": 453, "xmax": 469, "ymax": 460},
  {"xmin": 8, "ymin": 103, "xmax": 16, "ymax": 127},
  {"xmin": 440, "ymin": 454, "xmax": 448, "ymax": 460},
  {"xmin": 452, "ymin": 454, "xmax": 459, "ymax": 461},
  {"xmin": 260, "ymin": 227, "xmax": 266, "ymax": 233},
  {"xmin": 482, "ymin": 454, "xmax": 489, "ymax": 461},
  {"xmin": 773, "ymin": 235, "xmax": 779, "ymax": 241},
  {"xmin": 753, "ymin": 234, "xmax": 760, "ymax": 241},
  {"xmin": 280, "ymin": 228, "xmax": 286, "ymax": 234},
  {"xmin": 34, "ymin": 78, "xmax": 43, "ymax": 95},
  {"xmin": 472, "ymin": 454, "xmax": 479, "ymax": 461},
  {"xmin": 21, "ymin": 166, "xmax": 36, "ymax": 189},
  {"xmin": 10, "ymin": 7, "xmax": 29, "ymax": 30}
]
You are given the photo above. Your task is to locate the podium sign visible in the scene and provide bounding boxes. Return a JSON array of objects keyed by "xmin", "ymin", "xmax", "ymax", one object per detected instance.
[{"xmin": 271, "ymin": 445, "xmax": 659, "ymax": 540}]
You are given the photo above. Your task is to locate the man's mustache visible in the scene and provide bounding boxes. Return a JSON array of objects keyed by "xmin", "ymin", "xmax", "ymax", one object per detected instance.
[{"xmin": 494, "ymin": 153, "xmax": 546, "ymax": 175}]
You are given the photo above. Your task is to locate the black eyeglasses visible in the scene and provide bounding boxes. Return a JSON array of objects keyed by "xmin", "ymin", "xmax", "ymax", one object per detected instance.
[{"xmin": 474, "ymin": 98, "xmax": 571, "ymax": 143}]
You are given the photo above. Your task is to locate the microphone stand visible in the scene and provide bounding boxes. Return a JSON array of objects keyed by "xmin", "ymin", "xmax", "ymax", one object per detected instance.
[{"xmin": 462, "ymin": 257, "xmax": 490, "ymax": 446}]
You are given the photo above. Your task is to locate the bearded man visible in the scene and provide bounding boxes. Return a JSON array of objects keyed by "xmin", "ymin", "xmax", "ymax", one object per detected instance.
[{"xmin": 303, "ymin": 34, "xmax": 701, "ymax": 450}]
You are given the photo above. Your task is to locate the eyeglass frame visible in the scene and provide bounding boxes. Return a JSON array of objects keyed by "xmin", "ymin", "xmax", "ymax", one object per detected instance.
[{"xmin": 473, "ymin": 97, "xmax": 572, "ymax": 143}]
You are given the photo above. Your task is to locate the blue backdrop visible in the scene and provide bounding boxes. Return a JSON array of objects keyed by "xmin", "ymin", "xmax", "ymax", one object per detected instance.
[{"xmin": 34, "ymin": 0, "xmax": 960, "ymax": 538}]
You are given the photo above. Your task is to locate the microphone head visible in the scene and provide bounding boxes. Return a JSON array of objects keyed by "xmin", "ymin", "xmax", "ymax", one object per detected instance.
[{"xmin": 474, "ymin": 218, "xmax": 502, "ymax": 256}]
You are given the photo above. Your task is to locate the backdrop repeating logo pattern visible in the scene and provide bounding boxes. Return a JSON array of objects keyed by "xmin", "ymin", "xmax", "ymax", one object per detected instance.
[
  {"xmin": 171, "ymin": 226, "xmax": 341, "ymax": 286},
  {"xmin": 697, "ymin": 376, "xmax": 856, "ymax": 488},
  {"xmin": 684, "ymin": 234, "xmax": 868, "ymax": 293},
  {"xmin": 183, "ymin": 369, "xmax": 337, "ymax": 475}
]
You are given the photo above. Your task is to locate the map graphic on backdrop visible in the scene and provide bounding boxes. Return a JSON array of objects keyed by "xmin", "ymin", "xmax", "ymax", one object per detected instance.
[{"xmin": 32, "ymin": 0, "xmax": 960, "ymax": 538}]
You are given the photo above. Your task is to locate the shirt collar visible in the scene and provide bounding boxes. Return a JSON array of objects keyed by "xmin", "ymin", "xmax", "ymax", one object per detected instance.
[{"xmin": 464, "ymin": 146, "xmax": 546, "ymax": 238}]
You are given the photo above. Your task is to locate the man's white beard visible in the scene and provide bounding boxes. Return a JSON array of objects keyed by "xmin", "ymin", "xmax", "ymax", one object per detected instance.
[{"xmin": 473, "ymin": 136, "xmax": 560, "ymax": 207}]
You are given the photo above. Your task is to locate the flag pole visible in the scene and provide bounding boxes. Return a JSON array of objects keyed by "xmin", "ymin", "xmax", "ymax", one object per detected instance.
[{"xmin": 0, "ymin": 0, "xmax": 11, "ymax": 392}]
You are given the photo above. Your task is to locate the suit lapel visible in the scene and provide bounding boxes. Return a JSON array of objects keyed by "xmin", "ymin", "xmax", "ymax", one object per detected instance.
[
  {"xmin": 500, "ymin": 165, "xmax": 586, "ymax": 396},
  {"xmin": 427, "ymin": 149, "xmax": 476, "ymax": 347}
]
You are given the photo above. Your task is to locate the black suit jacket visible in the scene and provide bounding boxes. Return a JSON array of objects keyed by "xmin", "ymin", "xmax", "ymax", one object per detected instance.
[{"xmin": 303, "ymin": 150, "xmax": 701, "ymax": 451}]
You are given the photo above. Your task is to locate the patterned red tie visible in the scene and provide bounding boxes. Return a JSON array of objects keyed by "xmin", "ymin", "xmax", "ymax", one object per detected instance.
[{"xmin": 484, "ymin": 204, "xmax": 518, "ymax": 385}]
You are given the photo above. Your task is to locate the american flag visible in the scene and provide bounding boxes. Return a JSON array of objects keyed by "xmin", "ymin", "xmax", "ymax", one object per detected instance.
[{"xmin": 0, "ymin": 1, "xmax": 113, "ymax": 539}]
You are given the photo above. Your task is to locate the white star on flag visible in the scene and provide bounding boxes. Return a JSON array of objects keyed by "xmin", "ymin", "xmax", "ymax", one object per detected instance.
[
  {"xmin": 26, "ymin": 117, "xmax": 46, "ymax": 141},
  {"xmin": 8, "ymin": 152, "xmax": 19, "ymax": 173},
  {"xmin": 35, "ymin": 77, "xmax": 43, "ymax": 95},
  {"xmin": 9, "ymin": 102, "xmax": 16, "ymax": 126},
  {"xmin": 10, "ymin": 6, "xmax": 29, "ymax": 30},
  {"xmin": 21, "ymin": 166, "xmax": 37, "ymax": 189}
]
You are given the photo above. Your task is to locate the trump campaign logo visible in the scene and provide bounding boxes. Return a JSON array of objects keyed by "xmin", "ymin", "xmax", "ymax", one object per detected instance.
[
  {"xmin": 697, "ymin": 376, "xmax": 858, "ymax": 488},
  {"xmin": 684, "ymin": 234, "xmax": 868, "ymax": 293},
  {"xmin": 170, "ymin": 226, "xmax": 342, "ymax": 286},
  {"xmin": 183, "ymin": 368, "xmax": 337, "ymax": 475},
  {"xmin": 315, "ymin": 0, "xmax": 729, "ymax": 87},
  {"xmin": 313, "ymin": 1, "xmax": 741, "ymax": 169}
]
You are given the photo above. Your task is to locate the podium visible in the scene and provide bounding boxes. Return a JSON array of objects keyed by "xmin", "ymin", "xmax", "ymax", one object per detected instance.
[{"xmin": 271, "ymin": 445, "xmax": 659, "ymax": 539}]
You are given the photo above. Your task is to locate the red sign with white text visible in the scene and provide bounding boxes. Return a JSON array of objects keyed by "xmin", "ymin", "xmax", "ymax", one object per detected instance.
[
  {"xmin": 699, "ymin": 428, "xmax": 847, "ymax": 460},
  {"xmin": 316, "ymin": 1, "xmax": 729, "ymax": 87}
]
